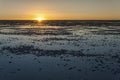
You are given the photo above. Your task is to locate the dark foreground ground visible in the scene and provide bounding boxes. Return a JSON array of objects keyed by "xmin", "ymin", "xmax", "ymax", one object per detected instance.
[{"xmin": 0, "ymin": 20, "xmax": 120, "ymax": 80}]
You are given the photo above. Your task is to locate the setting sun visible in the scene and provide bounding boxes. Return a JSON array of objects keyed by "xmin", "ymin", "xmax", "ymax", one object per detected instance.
[{"xmin": 35, "ymin": 17, "xmax": 45, "ymax": 21}]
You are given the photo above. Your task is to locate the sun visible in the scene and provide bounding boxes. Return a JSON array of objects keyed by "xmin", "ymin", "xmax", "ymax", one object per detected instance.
[{"xmin": 35, "ymin": 17, "xmax": 45, "ymax": 22}]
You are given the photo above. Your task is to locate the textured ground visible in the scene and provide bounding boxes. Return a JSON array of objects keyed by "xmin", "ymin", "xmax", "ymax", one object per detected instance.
[{"xmin": 0, "ymin": 22, "xmax": 120, "ymax": 80}]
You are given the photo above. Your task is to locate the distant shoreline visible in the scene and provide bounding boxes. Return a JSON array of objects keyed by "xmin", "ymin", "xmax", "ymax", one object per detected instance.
[{"xmin": 0, "ymin": 20, "xmax": 120, "ymax": 21}]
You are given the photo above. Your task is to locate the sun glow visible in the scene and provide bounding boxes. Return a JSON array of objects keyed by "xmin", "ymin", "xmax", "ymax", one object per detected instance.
[{"xmin": 35, "ymin": 17, "xmax": 45, "ymax": 21}]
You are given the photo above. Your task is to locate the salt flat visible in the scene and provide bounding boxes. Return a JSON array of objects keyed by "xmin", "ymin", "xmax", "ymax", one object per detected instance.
[{"xmin": 0, "ymin": 20, "xmax": 120, "ymax": 80}]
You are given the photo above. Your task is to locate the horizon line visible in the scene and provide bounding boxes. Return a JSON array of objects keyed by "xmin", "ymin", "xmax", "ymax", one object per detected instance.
[{"xmin": 0, "ymin": 19, "xmax": 120, "ymax": 21}]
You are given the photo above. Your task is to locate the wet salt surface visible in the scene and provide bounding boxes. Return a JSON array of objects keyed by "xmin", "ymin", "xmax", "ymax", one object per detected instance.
[{"xmin": 0, "ymin": 24, "xmax": 120, "ymax": 80}]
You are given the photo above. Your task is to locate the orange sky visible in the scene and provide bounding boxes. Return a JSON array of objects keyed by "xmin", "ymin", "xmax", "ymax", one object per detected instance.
[{"xmin": 0, "ymin": 0, "xmax": 120, "ymax": 20}]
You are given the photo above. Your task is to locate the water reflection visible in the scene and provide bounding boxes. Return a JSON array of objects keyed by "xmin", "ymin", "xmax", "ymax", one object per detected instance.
[{"xmin": 0, "ymin": 21, "xmax": 120, "ymax": 80}]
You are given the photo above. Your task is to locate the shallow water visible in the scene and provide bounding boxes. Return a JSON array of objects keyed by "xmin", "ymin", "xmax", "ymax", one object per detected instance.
[{"xmin": 0, "ymin": 21, "xmax": 120, "ymax": 80}]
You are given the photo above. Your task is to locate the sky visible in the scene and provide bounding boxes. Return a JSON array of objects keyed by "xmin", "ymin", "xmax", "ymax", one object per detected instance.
[{"xmin": 0, "ymin": 0, "xmax": 120, "ymax": 20}]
